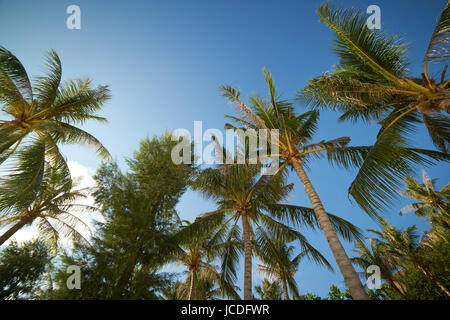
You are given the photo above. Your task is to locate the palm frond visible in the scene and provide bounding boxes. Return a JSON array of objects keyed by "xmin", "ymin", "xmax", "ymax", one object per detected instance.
[
  {"xmin": 424, "ymin": 1, "xmax": 450, "ymax": 66},
  {"xmin": 34, "ymin": 49, "xmax": 62, "ymax": 109},
  {"xmin": 422, "ymin": 113, "xmax": 450, "ymax": 153},
  {"xmin": 348, "ymin": 128, "xmax": 449, "ymax": 217},
  {"xmin": 317, "ymin": 2, "xmax": 408, "ymax": 82},
  {"xmin": 0, "ymin": 46, "xmax": 33, "ymax": 107}
]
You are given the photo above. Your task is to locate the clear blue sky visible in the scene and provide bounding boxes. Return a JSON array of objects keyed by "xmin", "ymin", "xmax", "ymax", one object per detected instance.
[{"xmin": 1, "ymin": 0, "xmax": 449, "ymax": 297}]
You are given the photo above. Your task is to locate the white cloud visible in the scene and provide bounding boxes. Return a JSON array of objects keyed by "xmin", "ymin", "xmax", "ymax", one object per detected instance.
[{"xmin": 67, "ymin": 160, "xmax": 96, "ymax": 191}]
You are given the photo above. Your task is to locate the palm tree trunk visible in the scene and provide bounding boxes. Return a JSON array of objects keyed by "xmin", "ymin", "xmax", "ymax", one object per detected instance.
[
  {"xmin": 0, "ymin": 216, "xmax": 32, "ymax": 246},
  {"xmin": 290, "ymin": 159, "xmax": 369, "ymax": 300},
  {"xmin": 387, "ymin": 278, "xmax": 407, "ymax": 299},
  {"xmin": 282, "ymin": 279, "xmax": 290, "ymax": 300},
  {"xmin": 242, "ymin": 214, "xmax": 253, "ymax": 300},
  {"xmin": 188, "ymin": 270, "xmax": 197, "ymax": 300},
  {"xmin": 417, "ymin": 265, "xmax": 450, "ymax": 297}
]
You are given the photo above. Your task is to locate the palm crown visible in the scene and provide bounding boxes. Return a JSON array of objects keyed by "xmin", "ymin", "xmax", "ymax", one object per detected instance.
[
  {"xmin": 220, "ymin": 68, "xmax": 370, "ymax": 299},
  {"xmin": 300, "ymin": 2, "xmax": 449, "ymax": 152},
  {"xmin": 256, "ymin": 238, "xmax": 332, "ymax": 300},
  {"xmin": 0, "ymin": 47, "xmax": 111, "ymax": 168},
  {"xmin": 171, "ymin": 221, "xmax": 240, "ymax": 300},
  {"xmin": 178, "ymin": 161, "xmax": 361, "ymax": 299},
  {"xmin": 398, "ymin": 170, "xmax": 449, "ymax": 237},
  {"xmin": 351, "ymin": 238, "xmax": 407, "ymax": 298},
  {"xmin": 0, "ymin": 155, "xmax": 92, "ymax": 247},
  {"xmin": 296, "ymin": 3, "xmax": 449, "ymax": 216},
  {"xmin": 367, "ymin": 219, "xmax": 450, "ymax": 297}
]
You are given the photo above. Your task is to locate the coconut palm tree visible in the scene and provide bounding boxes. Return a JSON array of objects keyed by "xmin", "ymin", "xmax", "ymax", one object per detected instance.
[
  {"xmin": 256, "ymin": 238, "xmax": 332, "ymax": 300},
  {"xmin": 369, "ymin": 219, "xmax": 450, "ymax": 297},
  {"xmin": 301, "ymin": 2, "xmax": 449, "ymax": 144},
  {"xmin": 254, "ymin": 278, "xmax": 282, "ymax": 300},
  {"xmin": 178, "ymin": 162, "xmax": 362, "ymax": 300},
  {"xmin": 171, "ymin": 221, "xmax": 240, "ymax": 300},
  {"xmin": 398, "ymin": 170, "xmax": 449, "ymax": 236},
  {"xmin": 0, "ymin": 47, "xmax": 110, "ymax": 191},
  {"xmin": 0, "ymin": 152, "xmax": 92, "ymax": 247},
  {"xmin": 220, "ymin": 69, "xmax": 371, "ymax": 299},
  {"xmin": 160, "ymin": 281, "xmax": 183, "ymax": 300},
  {"xmin": 299, "ymin": 2, "xmax": 449, "ymax": 216},
  {"xmin": 352, "ymin": 238, "xmax": 407, "ymax": 299},
  {"xmin": 177, "ymin": 277, "xmax": 226, "ymax": 300}
]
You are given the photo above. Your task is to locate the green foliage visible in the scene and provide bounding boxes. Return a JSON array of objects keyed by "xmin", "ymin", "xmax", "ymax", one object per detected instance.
[
  {"xmin": 1, "ymin": 5, "xmax": 449, "ymax": 301},
  {"xmin": 179, "ymin": 160, "xmax": 350, "ymax": 299},
  {"xmin": 0, "ymin": 154, "xmax": 91, "ymax": 247},
  {"xmin": 49, "ymin": 134, "xmax": 193, "ymax": 299},
  {"xmin": 177, "ymin": 276, "xmax": 223, "ymax": 300},
  {"xmin": 0, "ymin": 240, "xmax": 51, "ymax": 299},
  {"xmin": 0, "ymin": 46, "xmax": 110, "ymax": 248},
  {"xmin": 298, "ymin": 2, "xmax": 450, "ymax": 217},
  {"xmin": 300, "ymin": 286, "xmax": 385, "ymax": 300},
  {"xmin": 300, "ymin": 292, "xmax": 322, "ymax": 300},
  {"xmin": 160, "ymin": 281, "xmax": 184, "ymax": 300},
  {"xmin": 256, "ymin": 237, "xmax": 332, "ymax": 300},
  {"xmin": 220, "ymin": 67, "xmax": 370, "ymax": 299},
  {"xmin": 327, "ymin": 284, "xmax": 352, "ymax": 300},
  {"xmin": 254, "ymin": 278, "xmax": 282, "ymax": 300},
  {"xmin": 0, "ymin": 46, "xmax": 111, "ymax": 162},
  {"xmin": 361, "ymin": 216, "xmax": 450, "ymax": 300},
  {"xmin": 170, "ymin": 220, "xmax": 241, "ymax": 300},
  {"xmin": 391, "ymin": 235, "xmax": 450, "ymax": 300},
  {"xmin": 398, "ymin": 171, "xmax": 449, "ymax": 239}
]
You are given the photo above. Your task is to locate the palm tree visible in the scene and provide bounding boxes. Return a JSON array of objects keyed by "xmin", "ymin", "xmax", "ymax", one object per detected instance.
[
  {"xmin": 398, "ymin": 170, "xmax": 449, "ymax": 236},
  {"xmin": 256, "ymin": 238, "xmax": 332, "ymax": 300},
  {"xmin": 179, "ymin": 162, "xmax": 361, "ymax": 300},
  {"xmin": 0, "ymin": 153, "xmax": 92, "ymax": 247},
  {"xmin": 220, "ymin": 69, "xmax": 368, "ymax": 299},
  {"xmin": 352, "ymin": 238, "xmax": 407, "ymax": 299},
  {"xmin": 299, "ymin": 2, "xmax": 449, "ymax": 216},
  {"xmin": 0, "ymin": 47, "xmax": 110, "ymax": 188},
  {"xmin": 177, "ymin": 277, "xmax": 224, "ymax": 300},
  {"xmin": 171, "ymin": 221, "xmax": 240, "ymax": 300},
  {"xmin": 254, "ymin": 278, "xmax": 282, "ymax": 300},
  {"xmin": 160, "ymin": 281, "xmax": 183, "ymax": 300},
  {"xmin": 369, "ymin": 219, "xmax": 450, "ymax": 297}
]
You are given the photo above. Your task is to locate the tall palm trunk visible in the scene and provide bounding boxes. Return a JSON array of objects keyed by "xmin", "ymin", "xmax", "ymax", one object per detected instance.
[
  {"xmin": 417, "ymin": 264, "xmax": 450, "ymax": 297},
  {"xmin": 242, "ymin": 214, "xmax": 253, "ymax": 300},
  {"xmin": 0, "ymin": 216, "xmax": 32, "ymax": 246},
  {"xmin": 290, "ymin": 159, "xmax": 369, "ymax": 300},
  {"xmin": 281, "ymin": 279, "xmax": 290, "ymax": 300},
  {"xmin": 188, "ymin": 270, "xmax": 197, "ymax": 300}
]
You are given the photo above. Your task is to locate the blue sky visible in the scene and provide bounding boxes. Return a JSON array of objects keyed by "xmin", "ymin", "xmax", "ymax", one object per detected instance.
[{"xmin": 1, "ymin": 0, "xmax": 449, "ymax": 297}]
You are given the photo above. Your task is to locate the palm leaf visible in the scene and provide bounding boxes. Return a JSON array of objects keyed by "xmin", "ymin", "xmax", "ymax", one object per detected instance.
[
  {"xmin": 424, "ymin": 1, "xmax": 450, "ymax": 66},
  {"xmin": 316, "ymin": 2, "xmax": 408, "ymax": 82}
]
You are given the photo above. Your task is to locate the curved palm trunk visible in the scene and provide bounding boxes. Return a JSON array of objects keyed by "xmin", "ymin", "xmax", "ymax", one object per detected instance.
[
  {"xmin": 387, "ymin": 278, "xmax": 407, "ymax": 299},
  {"xmin": 242, "ymin": 214, "xmax": 253, "ymax": 300},
  {"xmin": 290, "ymin": 159, "xmax": 369, "ymax": 300},
  {"xmin": 188, "ymin": 270, "xmax": 197, "ymax": 300},
  {"xmin": 0, "ymin": 216, "xmax": 32, "ymax": 246},
  {"xmin": 417, "ymin": 265, "xmax": 450, "ymax": 297},
  {"xmin": 282, "ymin": 279, "xmax": 290, "ymax": 300}
]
